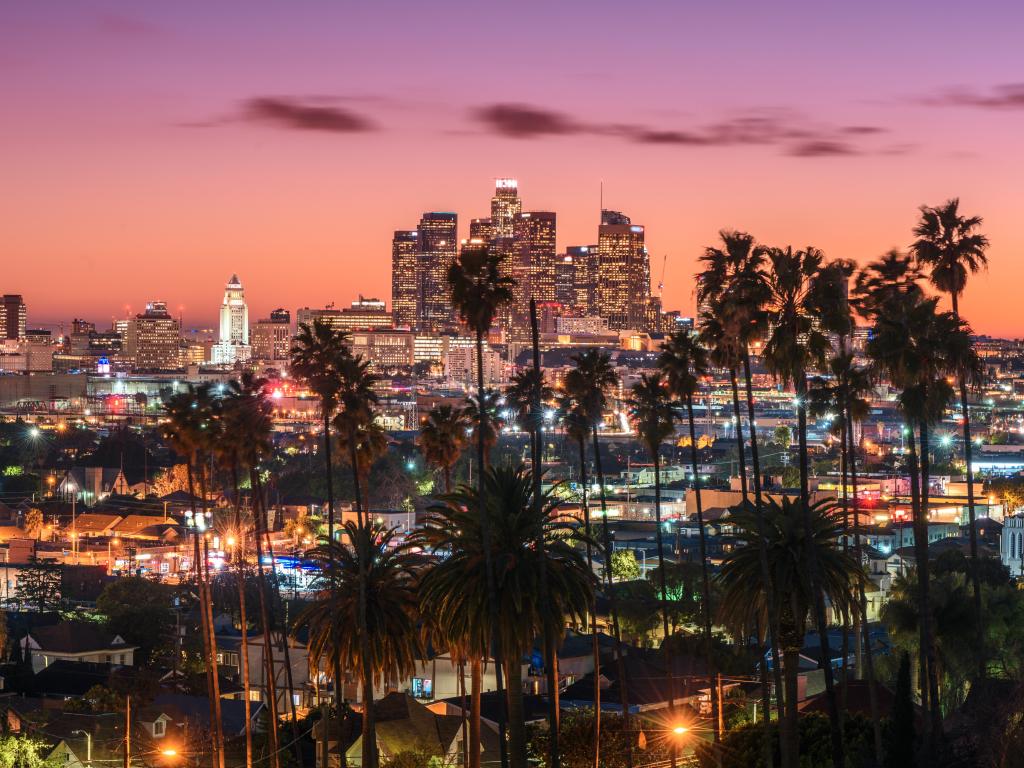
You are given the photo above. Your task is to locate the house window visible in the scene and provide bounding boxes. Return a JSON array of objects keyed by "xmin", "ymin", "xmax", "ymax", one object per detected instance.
[
  {"xmin": 154, "ymin": 720, "xmax": 165, "ymax": 737},
  {"xmin": 410, "ymin": 678, "xmax": 433, "ymax": 700}
]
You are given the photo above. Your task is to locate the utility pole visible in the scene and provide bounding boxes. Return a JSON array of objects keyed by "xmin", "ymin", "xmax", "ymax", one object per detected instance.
[{"xmin": 124, "ymin": 694, "xmax": 131, "ymax": 768}]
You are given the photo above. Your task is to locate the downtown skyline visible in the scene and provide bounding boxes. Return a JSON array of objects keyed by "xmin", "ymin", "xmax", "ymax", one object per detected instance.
[{"xmin": 4, "ymin": 1, "xmax": 1024, "ymax": 334}]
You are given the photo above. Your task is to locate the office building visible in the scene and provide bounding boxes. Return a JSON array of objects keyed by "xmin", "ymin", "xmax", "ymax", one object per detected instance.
[
  {"xmin": 596, "ymin": 210, "xmax": 652, "ymax": 330},
  {"xmin": 0, "ymin": 295, "xmax": 27, "ymax": 340},
  {"xmin": 211, "ymin": 274, "xmax": 251, "ymax": 365},
  {"xmin": 566, "ymin": 245, "xmax": 599, "ymax": 314},
  {"xmin": 252, "ymin": 310, "xmax": 292, "ymax": 363},
  {"xmin": 391, "ymin": 230, "xmax": 419, "ymax": 329},
  {"xmin": 490, "ymin": 179, "xmax": 521, "ymax": 238},
  {"xmin": 417, "ymin": 212, "xmax": 458, "ymax": 332},
  {"xmin": 126, "ymin": 301, "xmax": 181, "ymax": 371}
]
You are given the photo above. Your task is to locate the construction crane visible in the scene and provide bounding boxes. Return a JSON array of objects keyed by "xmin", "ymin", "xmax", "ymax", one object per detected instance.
[{"xmin": 657, "ymin": 253, "xmax": 668, "ymax": 298}]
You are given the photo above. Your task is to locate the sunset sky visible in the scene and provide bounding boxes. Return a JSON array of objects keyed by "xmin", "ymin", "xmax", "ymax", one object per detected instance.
[{"xmin": 4, "ymin": 1, "xmax": 1023, "ymax": 335}]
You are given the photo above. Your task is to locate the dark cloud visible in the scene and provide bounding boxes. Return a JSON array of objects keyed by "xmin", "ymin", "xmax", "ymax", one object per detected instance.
[
  {"xmin": 788, "ymin": 140, "xmax": 858, "ymax": 157},
  {"xmin": 474, "ymin": 103, "xmax": 581, "ymax": 138},
  {"xmin": 919, "ymin": 83, "xmax": 1024, "ymax": 109},
  {"xmin": 240, "ymin": 97, "xmax": 376, "ymax": 132},
  {"xmin": 632, "ymin": 129, "xmax": 708, "ymax": 145},
  {"xmin": 842, "ymin": 125, "xmax": 886, "ymax": 135}
]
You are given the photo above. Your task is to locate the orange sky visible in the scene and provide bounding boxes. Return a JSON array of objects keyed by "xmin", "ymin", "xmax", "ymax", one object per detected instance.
[{"xmin": 3, "ymin": 2, "xmax": 1022, "ymax": 336}]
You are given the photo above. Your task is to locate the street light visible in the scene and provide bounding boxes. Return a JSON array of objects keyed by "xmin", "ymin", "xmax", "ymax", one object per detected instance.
[{"xmin": 71, "ymin": 730, "xmax": 92, "ymax": 767}]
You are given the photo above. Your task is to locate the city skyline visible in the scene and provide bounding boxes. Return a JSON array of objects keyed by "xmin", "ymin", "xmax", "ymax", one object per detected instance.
[{"xmin": 4, "ymin": 2, "xmax": 1023, "ymax": 335}]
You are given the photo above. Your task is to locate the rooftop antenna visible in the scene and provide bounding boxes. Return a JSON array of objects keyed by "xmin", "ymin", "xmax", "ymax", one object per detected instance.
[{"xmin": 658, "ymin": 254, "xmax": 668, "ymax": 298}]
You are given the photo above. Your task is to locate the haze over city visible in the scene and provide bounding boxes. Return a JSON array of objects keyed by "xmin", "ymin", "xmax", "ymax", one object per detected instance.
[{"xmin": 4, "ymin": 1, "xmax": 1023, "ymax": 334}]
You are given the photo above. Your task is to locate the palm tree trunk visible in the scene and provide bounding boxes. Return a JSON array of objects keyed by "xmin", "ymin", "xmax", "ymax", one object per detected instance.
[
  {"xmin": 249, "ymin": 469, "xmax": 281, "ymax": 768},
  {"xmin": 475, "ymin": 328, "xmax": 509, "ymax": 768},
  {"xmin": 577, "ymin": 435, "xmax": 601, "ymax": 768},
  {"xmin": 529, "ymin": 299, "xmax": 560, "ymax": 768},
  {"xmin": 324, "ymin": 408, "xmax": 335, "ymax": 539},
  {"xmin": 347, "ymin": 449, "xmax": 377, "ymax": 768},
  {"xmin": 741, "ymin": 353, "xmax": 786, "ymax": 768},
  {"xmin": 458, "ymin": 659, "xmax": 469, "ymax": 768},
  {"xmin": 950, "ymin": 291, "xmax": 985, "ymax": 679},
  {"xmin": 783, "ymin": 646, "xmax": 800, "ymax": 766},
  {"xmin": 846, "ymin": 402, "xmax": 882, "ymax": 765},
  {"xmin": 230, "ymin": 465, "xmax": 253, "ymax": 768},
  {"xmin": 685, "ymin": 395, "xmax": 719, "ymax": 748},
  {"xmin": 187, "ymin": 460, "xmax": 220, "ymax": 768},
  {"xmin": 470, "ymin": 657, "xmax": 482, "ymax": 768},
  {"xmin": 917, "ymin": 419, "xmax": 943, "ymax": 740},
  {"xmin": 651, "ymin": 451, "xmax": 677, "ymax": 719},
  {"xmin": 505, "ymin": 658, "xmax": 528, "ymax": 768},
  {"xmin": 795, "ymin": 373, "xmax": 845, "ymax": 768},
  {"xmin": 593, "ymin": 427, "xmax": 632, "ymax": 768},
  {"xmin": 839, "ymin": 419, "xmax": 850, "ymax": 719},
  {"xmin": 728, "ymin": 369, "xmax": 748, "ymax": 499},
  {"xmin": 361, "ymin": 664, "xmax": 376, "ymax": 768},
  {"xmin": 198, "ymin": 466, "xmax": 226, "ymax": 768}
]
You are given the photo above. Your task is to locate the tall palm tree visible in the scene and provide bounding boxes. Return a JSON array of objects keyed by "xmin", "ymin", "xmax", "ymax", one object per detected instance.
[
  {"xmin": 697, "ymin": 232, "xmax": 783, "ymax": 766},
  {"xmin": 569, "ymin": 348, "xmax": 634, "ymax": 767},
  {"xmin": 448, "ymin": 242, "xmax": 515, "ymax": 768},
  {"xmin": 290, "ymin": 321, "xmax": 349, "ymax": 539},
  {"xmin": 866, "ymin": 293, "xmax": 978, "ymax": 749},
  {"xmin": 463, "ymin": 388, "xmax": 505, "ymax": 471},
  {"xmin": 333, "ymin": 353, "xmax": 380, "ymax": 526},
  {"xmin": 625, "ymin": 373, "xmax": 678, "ymax": 709},
  {"xmin": 760, "ymin": 245, "xmax": 848, "ymax": 768},
  {"xmin": 657, "ymin": 330, "xmax": 719, "ymax": 744},
  {"xmin": 298, "ymin": 522, "xmax": 423, "ymax": 768},
  {"xmin": 556, "ymin": 377, "xmax": 602, "ymax": 768},
  {"xmin": 506, "ymin": 367, "xmax": 554, "ymax": 469},
  {"xmin": 418, "ymin": 405, "xmax": 471, "ymax": 493},
  {"xmin": 416, "ymin": 466, "xmax": 595, "ymax": 768},
  {"xmin": 162, "ymin": 385, "xmax": 226, "ymax": 768},
  {"xmin": 911, "ymin": 198, "xmax": 989, "ymax": 679},
  {"xmin": 717, "ymin": 497, "xmax": 862, "ymax": 766}
]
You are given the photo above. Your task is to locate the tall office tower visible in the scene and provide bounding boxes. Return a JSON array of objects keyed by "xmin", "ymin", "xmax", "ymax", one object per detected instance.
[
  {"xmin": 566, "ymin": 245, "xmax": 599, "ymax": 314},
  {"xmin": 0, "ymin": 295, "xmax": 27, "ymax": 340},
  {"xmin": 596, "ymin": 210, "xmax": 653, "ymax": 330},
  {"xmin": 554, "ymin": 254, "xmax": 576, "ymax": 308},
  {"xmin": 252, "ymin": 310, "xmax": 292, "ymax": 363},
  {"xmin": 469, "ymin": 217, "xmax": 495, "ymax": 242},
  {"xmin": 417, "ymin": 212, "xmax": 458, "ymax": 332},
  {"xmin": 126, "ymin": 301, "xmax": 181, "ymax": 371},
  {"xmin": 391, "ymin": 229, "xmax": 419, "ymax": 329},
  {"xmin": 212, "ymin": 274, "xmax": 251, "ymax": 364},
  {"xmin": 508, "ymin": 212, "xmax": 556, "ymax": 339},
  {"xmin": 490, "ymin": 179, "xmax": 521, "ymax": 238}
]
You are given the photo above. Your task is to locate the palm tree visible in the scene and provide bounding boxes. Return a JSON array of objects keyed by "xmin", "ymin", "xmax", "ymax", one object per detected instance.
[
  {"xmin": 912, "ymin": 198, "xmax": 989, "ymax": 679},
  {"xmin": 416, "ymin": 466, "xmax": 595, "ymax": 768},
  {"xmin": 657, "ymin": 330, "xmax": 719, "ymax": 744},
  {"xmin": 298, "ymin": 522, "xmax": 423, "ymax": 768},
  {"xmin": 865, "ymin": 293, "xmax": 978, "ymax": 748},
  {"xmin": 162, "ymin": 385, "xmax": 226, "ymax": 768},
  {"xmin": 717, "ymin": 497, "xmax": 862, "ymax": 766},
  {"xmin": 463, "ymin": 388, "xmax": 505, "ymax": 471},
  {"xmin": 333, "ymin": 353, "xmax": 380, "ymax": 525},
  {"xmin": 418, "ymin": 405, "xmax": 471, "ymax": 493},
  {"xmin": 760, "ymin": 245, "xmax": 848, "ymax": 768},
  {"xmin": 568, "ymin": 348, "xmax": 634, "ymax": 767},
  {"xmin": 448, "ymin": 241, "xmax": 515, "ymax": 768},
  {"xmin": 290, "ymin": 321, "xmax": 349, "ymax": 539},
  {"xmin": 625, "ymin": 373, "xmax": 678, "ymax": 701},
  {"xmin": 506, "ymin": 367, "xmax": 554, "ymax": 469}
]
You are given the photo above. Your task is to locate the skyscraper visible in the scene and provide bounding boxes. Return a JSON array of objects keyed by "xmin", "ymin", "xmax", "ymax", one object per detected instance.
[
  {"xmin": 554, "ymin": 255, "xmax": 576, "ymax": 308},
  {"xmin": 126, "ymin": 301, "xmax": 181, "ymax": 371},
  {"xmin": 212, "ymin": 274, "xmax": 251, "ymax": 364},
  {"xmin": 506, "ymin": 211, "xmax": 557, "ymax": 339},
  {"xmin": 596, "ymin": 210, "xmax": 652, "ymax": 330},
  {"xmin": 391, "ymin": 230, "xmax": 419, "ymax": 329},
  {"xmin": 490, "ymin": 179, "xmax": 521, "ymax": 238},
  {"xmin": 252, "ymin": 309, "xmax": 291, "ymax": 363},
  {"xmin": 0, "ymin": 295, "xmax": 27, "ymax": 340},
  {"xmin": 566, "ymin": 245, "xmax": 599, "ymax": 314},
  {"xmin": 417, "ymin": 212, "xmax": 458, "ymax": 332}
]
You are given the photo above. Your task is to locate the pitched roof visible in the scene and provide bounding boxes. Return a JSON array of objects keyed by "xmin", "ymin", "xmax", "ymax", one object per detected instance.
[
  {"xmin": 28, "ymin": 621, "xmax": 130, "ymax": 654},
  {"xmin": 68, "ymin": 513, "xmax": 122, "ymax": 534}
]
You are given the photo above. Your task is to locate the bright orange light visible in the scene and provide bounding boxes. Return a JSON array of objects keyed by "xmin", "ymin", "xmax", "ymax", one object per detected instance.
[
  {"xmin": 161, "ymin": 748, "xmax": 178, "ymax": 757},
  {"xmin": 673, "ymin": 725, "xmax": 688, "ymax": 735},
  {"xmin": 226, "ymin": 536, "xmax": 236, "ymax": 548}
]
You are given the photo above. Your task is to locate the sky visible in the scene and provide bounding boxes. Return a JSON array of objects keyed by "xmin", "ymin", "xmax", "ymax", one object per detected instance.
[{"xmin": 3, "ymin": 1, "xmax": 1023, "ymax": 335}]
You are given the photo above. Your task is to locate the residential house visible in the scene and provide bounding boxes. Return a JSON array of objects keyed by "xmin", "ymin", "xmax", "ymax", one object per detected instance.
[{"xmin": 22, "ymin": 620, "xmax": 137, "ymax": 672}]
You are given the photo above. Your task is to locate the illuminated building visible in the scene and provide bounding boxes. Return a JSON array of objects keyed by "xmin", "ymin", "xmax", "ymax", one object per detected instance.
[
  {"xmin": 555, "ymin": 254, "xmax": 576, "ymax": 308},
  {"xmin": 566, "ymin": 245, "xmax": 598, "ymax": 313},
  {"xmin": 338, "ymin": 297, "xmax": 391, "ymax": 331},
  {"xmin": 125, "ymin": 301, "xmax": 181, "ymax": 371},
  {"xmin": 350, "ymin": 330, "xmax": 416, "ymax": 369},
  {"xmin": 252, "ymin": 309, "xmax": 292, "ymax": 363},
  {"xmin": 417, "ymin": 212, "xmax": 458, "ymax": 332},
  {"xmin": 391, "ymin": 230, "xmax": 419, "ymax": 329},
  {"xmin": 0, "ymin": 295, "xmax": 27, "ymax": 340},
  {"xmin": 445, "ymin": 344, "xmax": 505, "ymax": 387},
  {"xmin": 596, "ymin": 210, "xmax": 652, "ymax": 330},
  {"xmin": 296, "ymin": 305, "xmax": 343, "ymax": 331},
  {"xmin": 211, "ymin": 274, "xmax": 251, "ymax": 364},
  {"xmin": 490, "ymin": 179, "xmax": 521, "ymax": 238},
  {"xmin": 508, "ymin": 211, "xmax": 556, "ymax": 339},
  {"xmin": 470, "ymin": 217, "xmax": 495, "ymax": 242}
]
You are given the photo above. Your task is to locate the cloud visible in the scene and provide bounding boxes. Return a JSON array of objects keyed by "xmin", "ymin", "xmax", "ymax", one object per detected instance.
[
  {"xmin": 788, "ymin": 140, "xmax": 858, "ymax": 157},
  {"xmin": 240, "ymin": 97, "xmax": 376, "ymax": 132},
  {"xmin": 918, "ymin": 83, "xmax": 1024, "ymax": 109},
  {"xmin": 474, "ymin": 103, "xmax": 581, "ymax": 137}
]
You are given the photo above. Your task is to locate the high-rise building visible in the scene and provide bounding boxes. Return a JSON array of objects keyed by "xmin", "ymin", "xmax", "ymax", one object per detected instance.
[
  {"xmin": 554, "ymin": 254, "xmax": 576, "ymax": 308},
  {"xmin": 338, "ymin": 297, "xmax": 391, "ymax": 331},
  {"xmin": 490, "ymin": 179, "xmax": 521, "ymax": 238},
  {"xmin": 417, "ymin": 212, "xmax": 458, "ymax": 332},
  {"xmin": 0, "ymin": 295, "xmax": 27, "ymax": 340},
  {"xmin": 252, "ymin": 309, "xmax": 292, "ymax": 363},
  {"xmin": 566, "ymin": 245, "xmax": 599, "ymax": 313},
  {"xmin": 212, "ymin": 274, "xmax": 251, "ymax": 364},
  {"xmin": 126, "ymin": 301, "xmax": 181, "ymax": 371},
  {"xmin": 469, "ymin": 218, "xmax": 495, "ymax": 242},
  {"xmin": 596, "ymin": 210, "xmax": 652, "ymax": 330},
  {"xmin": 391, "ymin": 230, "xmax": 419, "ymax": 329},
  {"xmin": 507, "ymin": 211, "xmax": 556, "ymax": 339}
]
